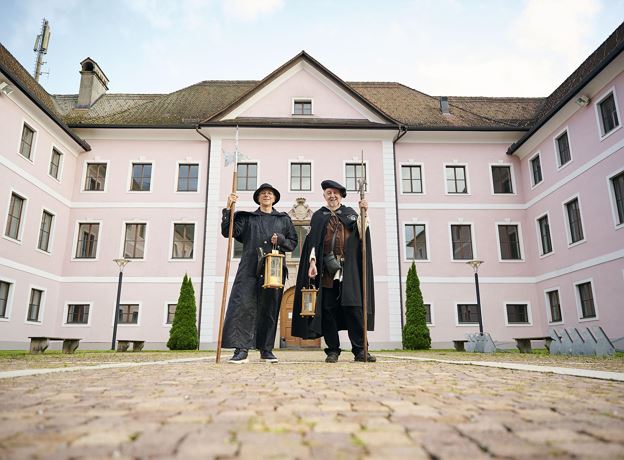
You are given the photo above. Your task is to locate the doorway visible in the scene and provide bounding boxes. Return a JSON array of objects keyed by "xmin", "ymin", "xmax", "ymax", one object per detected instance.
[{"xmin": 279, "ymin": 287, "xmax": 321, "ymax": 348}]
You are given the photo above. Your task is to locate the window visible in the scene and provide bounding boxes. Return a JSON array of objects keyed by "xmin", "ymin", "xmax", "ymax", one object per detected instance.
[
  {"xmin": 457, "ymin": 304, "xmax": 479, "ymax": 324},
  {"xmin": 67, "ymin": 304, "xmax": 89, "ymax": 324},
  {"xmin": 124, "ymin": 223, "xmax": 146, "ymax": 259},
  {"xmin": 555, "ymin": 131, "xmax": 571, "ymax": 167},
  {"xmin": 38, "ymin": 210, "xmax": 53, "ymax": 252},
  {"xmin": 565, "ymin": 198, "xmax": 584, "ymax": 244},
  {"xmin": 177, "ymin": 164, "xmax": 199, "ymax": 192},
  {"xmin": 290, "ymin": 163, "xmax": 311, "ymax": 191},
  {"xmin": 131, "ymin": 163, "xmax": 152, "ymax": 191},
  {"xmin": 5, "ymin": 193, "xmax": 25, "ymax": 240},
  {"xmin": 537, "ymin": 215, "xmax": 552, "ymax": 255},
  {"xmin": 345, "ymin": 163, "xmax": 367, "ymax": 192},
  {"xmin": 446, "ymin": 166, "xmax": 467, "ymax": 194},
  {"xmin": 293, "ymin": 99, "xmax": 312, "ymax": 115},
  {"xmin": 291, "ymin": 225, "xmax": 309, "ymax": 259},
  {"xmin": 0, "ymin": 281, "xmax": 10, "ymax": 318},
  {"xmin": 402, "ymin": 165, "xmax": 423, "ymax": 193},
  {"xmin": 491, "ymin": 165, "xmax": 513, "ymax": 194},
  {"xmin": 611, "ymin": 171, "xmax": 624, "ymax": 225},
  {"xmin": 547, "ymin": 290, "xmax": 562, "ymax": 323},
  {"xmin": 233, "ymin": 240, "xmax": 243, "ymax": 259},
  {"xmin": 530, "ymin": 154, "xmax": 542, "ymax": 186},
  {"xmin": 85, "ymin": 163, "xmax": 107, "ymax": 191},
  {"xmin": 19, "ymin": 124, "xmax": 35, "ymax": 159},
  {"xmin": 27, "ymin": 288, "xmax": 43, "ymax": 322},
  {"xmin": 172, "ymin": 223, "xmax": 194, "ymax": 259},
  {"xmin": 76, "ymin": 223, "xmax": 100, "ymax": 258},
  {"xmin": 598, "ymin": 93, "xmax": 620, "ymax": 136},
  {"xmin": 506, "ymin": 304, "xmax": 529, "ymax": 324},
  {"xmin": 237, "ymin": 163, "xmax": 257, "ymax": 191},
  {"xmin": 450, "ymin": 224, "xmax": 473, "ymax": 260},
  {"xmin": 425, "ymin": 304, "xmax": 431, "ymax": 325},
  {"xmin": 49, "ymin": 148, "xmax": 62, "ymax": 179},
  {"xmin": 166, "ymin": 304, "xmax": 176, "ymax": 324},
  {"xmin": 577, "ymin": 282, "xmax": 596, "ymax": 319},
  {"xmin": 118, "ymin": 304, "xmax": 139, "ymax": 324},
  {"xmin": 405, "ymin": 224, "xmax": 427, "ymax": 260},
  {"xmin": 498, "ymin": 224, "xmax": 522, "ymax": 260}
]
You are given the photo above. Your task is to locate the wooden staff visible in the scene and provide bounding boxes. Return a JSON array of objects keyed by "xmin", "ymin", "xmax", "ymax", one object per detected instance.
[{"xmin": 357, "ymin": 150, "xmax": 368, "ymax": 362}]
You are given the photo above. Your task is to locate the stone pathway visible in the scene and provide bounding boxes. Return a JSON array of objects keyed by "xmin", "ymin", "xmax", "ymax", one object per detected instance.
[{"xmin": 1, "ymin": 351, "xmax": 623, "ymax": 459}]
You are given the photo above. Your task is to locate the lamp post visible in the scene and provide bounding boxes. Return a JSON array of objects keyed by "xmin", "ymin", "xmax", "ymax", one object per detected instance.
[
  {"xmin": 466, "ymin": 260, "xmax": 484, "ymax": 335},
  {"xmin": 112, "ymin": 258, "xmax": 130, "ymax": 351}
]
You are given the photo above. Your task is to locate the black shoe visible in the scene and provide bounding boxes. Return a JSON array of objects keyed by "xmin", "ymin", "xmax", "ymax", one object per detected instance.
[
  {"xmin": 260, "ymin": 350, "xmax": 278, "ymax": 363},
  {"xmin": 325, "ymin": 352, "xmax": 339, "ymax": 363},
  {"xmin": 228, "ymin": 348, "xmax": 249, "ymax": 364},
  {"xmin": 354, "ymin": 352, "xmax": 376, "ymax": 362}
]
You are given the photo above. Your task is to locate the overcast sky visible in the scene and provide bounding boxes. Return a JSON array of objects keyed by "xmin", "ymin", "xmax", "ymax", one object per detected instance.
[{"xmin": 1, "ymin": 0, "xmax": 623, "ymax": 97}]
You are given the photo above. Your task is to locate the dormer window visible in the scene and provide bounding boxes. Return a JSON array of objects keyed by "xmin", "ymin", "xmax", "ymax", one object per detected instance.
[{"xmin": 293, "ymin": 99, "xmax": 312, "ymax": 116}]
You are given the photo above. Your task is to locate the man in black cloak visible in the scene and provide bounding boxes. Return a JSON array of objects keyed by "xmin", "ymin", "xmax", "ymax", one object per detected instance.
[
  {"xmin": 292, "ymin": 180, "xmax": 375, "ymax": 363},
  {"xmin": 221, "ymin": 183, "xmax": 298, "ymax": 364}
]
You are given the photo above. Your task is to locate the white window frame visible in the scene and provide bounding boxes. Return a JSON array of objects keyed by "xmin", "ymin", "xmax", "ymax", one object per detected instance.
[
  {"xmin": 574, "ymin": 278, "xmax": 599, "ymax": 322},
  {"xmin": 606, "ymin": 166, "xmax": 624, "ymax": 230},
  {"xmin": 544, "ymin": 287, "xmax": 564, "ymax": 325},
  {"xmin": 425, "ymin": 303, "xmax": 434, "ymax": 327},
  {"xmin": 174, "ymin": 160, "xmax": 201, "ymax": 194},
  {"xmin": 81, "ymin": 160, "xmax": 110, "ymax": 193},
  {"xmin": 17, "ymin": 120, "xmax": 37, "ymax": 163},
  {"xmin": 399, "ymin": 162, "xmax": 426, "ymax": 195},
  {"xmin": 448, "ymin": 221, "xmax": 476, "ymax": 262},
  {"xmin": 164, "ymin": 301, "xmax": 177, "ymax": 326},
  {"xmin": 443, "ymin": 162, "xmax": 470, "ymax": 195},
  {"xmin": 343, "ymin": 160, "xmax": 370, "ymax": 193},
  {"xmin": 455, "ymin": 302, "xmax": 480, "ymax": 327},
  {"xmin": 562, "ymin": 194, "xmax": 586, "ymax": 247},
  {"xmin": 35, "ymin": 206, "xmax": 56, "ymax": 255},
  {"xmin": 169, "ymin": 221, "xmax": 197, "ymax": 262},
  {"xmin": 287, "ymin": 159, "xmax": 314, "ymax": 193},
  {"xmin": 71, "ymin": 220, "xmax": 103, "ymax": 261},
  {"xmin": 48, "ymin": 145, "xmax": 64, "ymax": 182},
  {"xmin": 292, "ymin": 97, "xmax": 313, "ymax": 116},
  {"xmin": 120, "ymin": 221, "xmax": 149, "ymax": 261},
  {"xmin": 494, "ymin": 221, "xmax": 525, "ymax": 263},
  {"xmin": 236, "ymin": 160, "xmax": 260, "ymax": 193},
  {"xmin": 128, "ymin": 161, "xmax": 154, "ymax": 193},
  {"xmin": 403, "ymin": 220, "xmax": 430, "ymax": 263},
  {"xmin": 534, "ymin": 211, "xmax": 554, "ymax": 258},
  {"xmin": 594, "ymin": 86, "xmax": 622, "ymax": 141},
  {"xmin": 528, "ymin": 151, "xmax": 543, "ymax": 189},
  {"xmin": 489, "ymin": 162, "xmax": 516, "ymax": 195},
  {"xmin": 25, "ymin": 284, "xmax": 46, "ymax": 324},
  {"xmin": 553, "ymin": 126, "xmax": 573, "ymax": 170},
  {"xmin": 62, "ymin": 302, "xmax": 93, "ymax": 327},
  {"xmin": 503, "ymin": 301, "xmax": 533, "ymax": 326},
  {"xmin": 114, "ymin": 301, "xmax": 142, "ymax": 327},
  {"xmin": 3, "ymin": 188, "xmax": 28, "ymax": 244},
  {"xmin": 0, "ymin": 277, "xmax": 16, "ymax": 321}
]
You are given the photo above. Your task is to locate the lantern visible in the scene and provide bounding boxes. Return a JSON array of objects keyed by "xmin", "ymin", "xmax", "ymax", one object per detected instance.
[
  {"xmin": 300, "ymin": 285, "xmax": 318, "ymax": 317},
  {"xmin": 262, "ymin": 250, "xmax": 285, "ymax": 288}
]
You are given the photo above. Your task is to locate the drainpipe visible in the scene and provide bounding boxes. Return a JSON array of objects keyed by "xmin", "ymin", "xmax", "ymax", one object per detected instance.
[
  {"xmin": 195, "ymin": 126, "xmax": 212, "ymax": 350},
  {"xmin": 392, "ymin": 125, "xmax": 408, "ymax": 331}
]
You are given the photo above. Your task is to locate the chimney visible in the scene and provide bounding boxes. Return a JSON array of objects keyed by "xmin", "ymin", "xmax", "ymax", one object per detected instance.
[
  {"xmin": 76, "ymin": 57, "xmax": 109, "ymax": 108},
  {"xmin": 439, "ymin": 96, "xmax": 450, "ymax": 114}
]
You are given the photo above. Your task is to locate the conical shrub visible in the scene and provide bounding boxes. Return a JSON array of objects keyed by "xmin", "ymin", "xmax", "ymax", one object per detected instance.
[
  {"xmin": 167, "ymin": 274, "xmax": 198, "ymax": 350},
  {"xmin": 402, "ymin": 262, "xmax": 431, "ymax": 349}
]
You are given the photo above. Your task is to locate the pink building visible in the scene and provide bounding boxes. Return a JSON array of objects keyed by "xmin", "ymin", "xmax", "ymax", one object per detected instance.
[{"xmin": 1, "ymin": 24, "xmax": 623, "ymax": 351}]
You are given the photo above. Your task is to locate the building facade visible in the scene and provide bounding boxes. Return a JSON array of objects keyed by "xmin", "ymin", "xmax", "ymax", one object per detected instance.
[{"xmin": 1, "ymin": 23, "xmax": 623, "ymax": 350}]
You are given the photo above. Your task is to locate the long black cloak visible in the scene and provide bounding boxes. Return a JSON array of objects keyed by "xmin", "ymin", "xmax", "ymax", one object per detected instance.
[
  {"xmin": 291, "ymin": 205, "xmax": 375, "ymax": 339},
  {"xmin": 221, "ymin": 208, "xmax": 298, "ymax": 349}
]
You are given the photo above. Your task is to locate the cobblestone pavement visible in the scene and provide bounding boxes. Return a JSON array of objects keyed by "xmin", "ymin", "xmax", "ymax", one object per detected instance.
[{"xmin": 1, "ymin": 351, "xmax": 623, "ymax": 459}]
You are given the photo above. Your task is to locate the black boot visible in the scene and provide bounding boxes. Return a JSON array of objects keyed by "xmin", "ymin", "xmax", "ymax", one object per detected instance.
[{"xmin": 229, "ymin": 348, "xmax": 249, "ymax": 364}]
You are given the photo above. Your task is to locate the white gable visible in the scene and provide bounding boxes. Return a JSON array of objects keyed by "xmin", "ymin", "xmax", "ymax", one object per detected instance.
[{"xmin": 220, "ymin": 61, "xmax": 385, "ymax": 123}]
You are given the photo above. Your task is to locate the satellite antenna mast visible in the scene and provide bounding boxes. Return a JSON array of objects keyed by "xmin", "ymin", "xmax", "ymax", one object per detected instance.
[{"xmin": 33, "ymin": 18, "xmax": 51, "ymax": 82}]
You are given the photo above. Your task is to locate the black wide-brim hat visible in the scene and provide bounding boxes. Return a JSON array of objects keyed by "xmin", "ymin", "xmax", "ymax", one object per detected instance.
[
  {"xmin": 253, "ymin": 183, "xmax": 281, "ymax": 205},
  {"xmin": 321, "ymin": 179, "xmax": 347, "ymax": 198}
]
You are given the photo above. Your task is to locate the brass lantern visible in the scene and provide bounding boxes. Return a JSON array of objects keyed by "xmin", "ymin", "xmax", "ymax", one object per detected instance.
[
  {"xmin": 262, "ymin": 250, "xmax": 285, "ymax": 288},
  {"xmin": 300, "ymin": 285, "xmax": 318, "ymax": 317}
]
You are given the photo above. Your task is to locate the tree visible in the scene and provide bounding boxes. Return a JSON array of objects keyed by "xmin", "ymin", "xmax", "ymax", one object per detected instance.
[
  {"xmin": 167, "ymin": 274, "xmax": 198, "ymax": 350},
  {"xmin": 402, "ymin": 262, "xmax": 431, "ymax": 349}
]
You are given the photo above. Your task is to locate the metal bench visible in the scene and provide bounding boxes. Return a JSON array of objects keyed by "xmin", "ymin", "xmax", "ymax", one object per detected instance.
[
  {"xmin": 28, "ymin": 337, "xmax": 81, "ymax": 354},
  {"xmin": 513, "ymin": 336, "xmax": 553, "ymax": 353},
  {"xmin": 117, "ymin": 340, "xmax": 145, "ymax": 352},
  {"xmin": 452, "ymin": 339, "xmax": 468, "ymax": 352}
]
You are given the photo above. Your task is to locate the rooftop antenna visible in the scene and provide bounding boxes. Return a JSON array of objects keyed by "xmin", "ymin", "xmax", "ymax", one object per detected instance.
[{"xmin": 33, "ymin": 18, "xmax": 51, "ymax": 82}]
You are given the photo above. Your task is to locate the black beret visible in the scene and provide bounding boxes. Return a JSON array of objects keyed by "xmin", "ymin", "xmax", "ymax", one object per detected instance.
[{"xmin": 321, "ymin": 180, "xmax": 347, "ymax": 198}]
